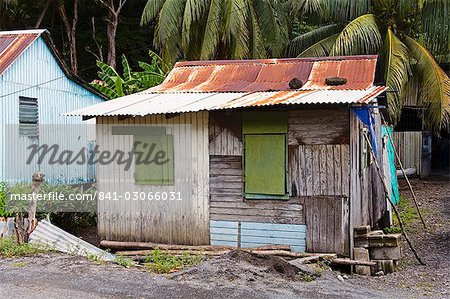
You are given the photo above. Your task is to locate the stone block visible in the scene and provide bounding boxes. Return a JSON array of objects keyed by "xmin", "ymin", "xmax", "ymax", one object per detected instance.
[
  {"xmin": 383, "ymin": 234, "xmax": 401, "ymax": 247},
  {"xmin": 370, "ymin": 246, "xmax": 401, "ymax": 260},
  {"xmin": 368, "ymin": 235, "xmax": 385, "ymax": 248},
  {"xmin": 372, "ymin": 260, "xmax": 395, "ymax": 275},
  {"xmin": 354, "ymin": 225, "xmax": 371, "ymax": 237},
  {"xmin": 354, "ymin": 248, "xmax": 371, "ymax": 276},
  {"xmin": 354, "ymin": 236, "xmax": 369, "ymax": 248}
]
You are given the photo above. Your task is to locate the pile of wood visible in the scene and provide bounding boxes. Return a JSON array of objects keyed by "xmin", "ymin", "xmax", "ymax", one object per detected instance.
[{"xmin": 100, "ymin": 240, "xmax": 375, "ymax": 267}]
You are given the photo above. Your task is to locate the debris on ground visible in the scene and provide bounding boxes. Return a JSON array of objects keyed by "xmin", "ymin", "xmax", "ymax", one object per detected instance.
[{"xmin": 29, "ymin": 220, "xmax": 115, "ymax": 262}]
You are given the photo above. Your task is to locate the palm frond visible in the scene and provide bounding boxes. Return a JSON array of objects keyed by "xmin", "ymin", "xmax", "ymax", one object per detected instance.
[
  {"xmin": 200, "ymin": 0, "xmax": 223, "ymax": 59},
  {"xmin": 154, "ymin": 0, "xmax": 186, "ymax": 65},
  {"xmin": 253, "ymin": 0, "xmax": 289, "ymax": 57},
  {"xmin": 248, "ymin": 3, "xmax": 265, "ymax": 59},
  {"xmin": 141, "ymin": 0, "xmax": 166, "ymax": 25},
  {"xmin": 182, "ymin": 0, "xmax": 210, "ymax": 52},
  {"xmin": 326, "ymin": 0, "xmax": 371, "ymax": 22},
  {"xmin": 288, "ymin": 23, "xmax": 343, "ymax": 57},
  {"xmin": 383, "ymin": 28, "xmax": 411, "ymax": 124},
  {"xmin": 223, "ymin": 0, "xmax": 250, "ymax": 59},
  {"xmin": 297, "ymin": 34, "xmax": 338, "ymax": 57},
  {"xmin": 422, "ymin": 0, "xmax": 449, "ymax": 61},
  {"xmin": 405, "ymin": 36, "xmax": 450, "ymax": 131},
  {"xmin": 330, "ymin": 14, "xmax": 382, "ymax": 56}
]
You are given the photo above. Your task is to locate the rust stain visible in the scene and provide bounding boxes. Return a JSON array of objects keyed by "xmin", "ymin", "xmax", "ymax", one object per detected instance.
[
  {"xmin": 147, "ymin": 55, "xmax": 379, "ymax": 93},
  {"xmin": 0, "ymin": 33, "xmax": 40, "ymax": 76}
]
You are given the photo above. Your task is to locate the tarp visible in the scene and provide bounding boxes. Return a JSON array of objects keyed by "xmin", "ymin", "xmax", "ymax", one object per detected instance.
[
  {"xmin": 382, "ymin": 125, "xmax": 400, "ymax": 204},
  {"xmin": 352, "ymin": 107, "xmax": 378, "ymax": 156}
]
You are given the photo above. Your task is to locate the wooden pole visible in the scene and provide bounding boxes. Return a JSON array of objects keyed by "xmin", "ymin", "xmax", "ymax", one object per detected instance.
[
  {"xmin": 380, "ymin": 114, "xmax": 427, "ymax": 228},
  {"xmin": 363, "ymin": 133, "xmax": 425, "ymax": 265}
]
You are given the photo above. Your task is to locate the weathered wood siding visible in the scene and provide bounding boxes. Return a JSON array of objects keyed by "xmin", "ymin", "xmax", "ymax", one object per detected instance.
[
  {"xmin": 209, "ymin": 108, "xmax": 352, "ymax": 255},
  {"xmin": 304, "ymin": 196, "xmax": 349, "ymax": 254},
  {"xmin": 96, "ymin": 112, "xmax": 209, "ymax": 245}
]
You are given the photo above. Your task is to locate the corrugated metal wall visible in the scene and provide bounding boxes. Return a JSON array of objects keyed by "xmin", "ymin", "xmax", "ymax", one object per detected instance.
[
  {"xmin": 393, "ymin": 132, "xmax": 422, "ymax": 175},
  {"xmin": 0, "ymin": 37, "xmax": 103, "ymax": 183},
  {"xmin": 96, "ymin": 113, "xmax": 210, "ymax": 245}
]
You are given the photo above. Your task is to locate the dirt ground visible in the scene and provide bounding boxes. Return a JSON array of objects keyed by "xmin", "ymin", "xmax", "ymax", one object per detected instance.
[
  {"xmin": 350, "ymin": 176, "xmax": 450, "ymax": 298},
  {"xmin": 0, "ymin": 176, "xmax": 448, "ymax": 299}
]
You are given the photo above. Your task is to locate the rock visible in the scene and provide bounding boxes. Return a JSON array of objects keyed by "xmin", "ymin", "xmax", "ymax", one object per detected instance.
[
  {"xmin": 354, "ymin": 248, "xmax": 371, "ymax": 276},
  {"xmin": 343, "ymin": 275, "xmax": 349, "ymax": 279},
  {"xmin": 383, "ymin": 234, "xmax": 401, "ymax": 247},
  {"xmin": 337, "ymin": 275, "xmax": 345, "ymax": 282},
  {"xmin": 370, "ymin": 246, "xmax": 401, "ymax": 260},
  {"xmin": 374, "ymin": 271, "xmax": 384, "ymax": 276}
]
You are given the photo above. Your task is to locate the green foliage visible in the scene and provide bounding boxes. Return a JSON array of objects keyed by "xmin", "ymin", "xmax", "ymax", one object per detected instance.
[
  {"xmin": 0, "ymin": 237, "xmax": 52, "ymax": 257},
  {"xmin": 91, "ymin": 51, "xmax": 168, "ymax": 99},
  {"xmin": 6, "ymin": 182, "xmax": 96, "ymax": 233},
  {"xmin": 143, "ymin": 249, "xmax": 202, "ymax": 273},
  {"xmin": 288, "ymin": 0, "xmax": 450, "ymax": 131},
  {"xmin": 85, "ymin": 252, "xmax": 105, "ymax": 264},
  {"xmin": 383, "ymin": 226, "xmax": 401, "ymax": 234},
  {"xmin": 114, "ymin": 255, "xmax": 134, "ymax": 267},
  {"xmin": 142, "ymin": 0, "xmax": 290, "ymax": 64},
  {"xmin": 0, "ymin": 181, "xmax": 13, "ymax": 218}
]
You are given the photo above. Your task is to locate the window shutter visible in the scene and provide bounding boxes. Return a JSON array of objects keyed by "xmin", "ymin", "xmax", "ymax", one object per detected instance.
[
  {"xmin": 19, "ymin": 97, "xmax": 38, "ymax": 137},
  {"xmin": 134, "ymin": 134, "xmax": 174, "ymax": 185},
  {"xmin": 244, "ymin": 134, "xmax": 286, "ymax": 195}
]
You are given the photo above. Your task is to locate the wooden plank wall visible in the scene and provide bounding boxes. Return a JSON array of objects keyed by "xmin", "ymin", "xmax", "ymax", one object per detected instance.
[
  {"xmin": 209, "ymin": 155, "xmax": 305, "ymax": 224},
  {"xmin": 96, "ymin": 112, "xmax": 210, "ymax": 245},
  {"xmin": 304, "ymin": 196, "xmax": 349, "ymax": 254},
  {"xmin": 209, "ymin": 108, "xmax": 352, "ymax": 256}
]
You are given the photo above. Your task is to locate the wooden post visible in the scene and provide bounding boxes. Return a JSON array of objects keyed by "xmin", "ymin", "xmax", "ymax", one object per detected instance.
[
  {"xmin": 380, "ymin": 114, "xmax": 427, "ymax": 228},
  {"xmin": 363, "ymin": 133, "xmax": 425, "ymax": 265},
  {"xmin": 14, "ymin": 172, "xmax": 45, "ymax": 243},
  {"xmin": 28, "ymin": 172, "xmax": 45, "ymax": 235}
]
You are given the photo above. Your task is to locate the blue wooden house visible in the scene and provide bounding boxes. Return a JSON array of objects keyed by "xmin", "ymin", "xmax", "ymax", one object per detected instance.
[{"xmin": 0, "ymin": 29, "xmax": 104, "ymax": 184}]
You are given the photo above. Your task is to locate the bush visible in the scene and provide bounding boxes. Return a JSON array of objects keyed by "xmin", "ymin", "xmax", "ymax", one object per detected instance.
[{"xmin": 0, "ymin": 181, "xmax": 13, "ymax": 217}]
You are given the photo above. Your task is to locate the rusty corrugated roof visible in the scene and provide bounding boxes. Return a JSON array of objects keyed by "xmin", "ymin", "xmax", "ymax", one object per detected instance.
[
  {"xmin": 148, "ymin": 55, "xmax": 379, "ymax": 93},
  {"xmin": 66, "ymin": 55, "xmax": 386, "ymax": 117},
  {"xmin": 0, "ymin": 30, "xmax": 44, "ymax": 76}
]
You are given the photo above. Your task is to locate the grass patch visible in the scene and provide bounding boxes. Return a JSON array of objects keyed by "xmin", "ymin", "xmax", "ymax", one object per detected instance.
[
  {"xmin": 85, "ymin": 252, "xmax": 105, "ymax": 264},
  {"xmin": 143, "ymin": 249, "xmax": 202, "ymax": 274},
  {"xmin": 386, "ymin": 196, "xmax": 429, "ymax": 234},
  {"xmin": 0, "ymin": 238, "xmax": 51, "ymax": 257},
  {"xmin": 114, "ymin": 255, "xmax": 134, "ymax": 267}
]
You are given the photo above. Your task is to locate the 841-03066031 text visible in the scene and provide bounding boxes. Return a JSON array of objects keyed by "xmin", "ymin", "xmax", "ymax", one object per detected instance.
[{"xmin": 96, "ymin": 191, "xmax": 183, "ymax": 201}]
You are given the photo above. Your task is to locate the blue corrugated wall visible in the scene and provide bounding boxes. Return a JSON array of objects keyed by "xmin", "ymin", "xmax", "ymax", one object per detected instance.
[{"xmin": 0, "ymin": 37, "xmax": 103, "ymax": 184}]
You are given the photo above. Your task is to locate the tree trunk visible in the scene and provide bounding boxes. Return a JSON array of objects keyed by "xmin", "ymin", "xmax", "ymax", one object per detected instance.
[
  {"xmin": 34, "ymin": 0, "xmax": 51, "ymax": 29},
  {"xmin": 57, "ymin": 0, "xmax": 79, "ymax": 75},
  {"xmin": 27, "ymin": 172, "xmax": 45, "ymax": 235},
  {"xmin": 106, "ymin": 2, "xmax": 118, "ymax": 68}
]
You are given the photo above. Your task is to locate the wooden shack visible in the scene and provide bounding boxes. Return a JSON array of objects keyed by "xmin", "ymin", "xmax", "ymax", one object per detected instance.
[{"xmin": 68, "ymin": 55, "xmax": 388, "ymax": 256}]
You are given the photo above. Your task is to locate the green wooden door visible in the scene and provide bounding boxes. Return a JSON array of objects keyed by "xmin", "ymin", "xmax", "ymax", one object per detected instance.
[{"xmin": 244, "ymin": 134, "xmax": 286, "ymax": 195}]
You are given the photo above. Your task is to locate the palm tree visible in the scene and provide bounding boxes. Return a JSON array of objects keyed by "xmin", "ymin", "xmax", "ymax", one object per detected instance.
[
  {"xmin": 288, "ymin": 0, "xmax": 449, "ymax": 131},
  {"xmin": 140, "ymin": 0, "xmax": 291, "ymax": 65}
]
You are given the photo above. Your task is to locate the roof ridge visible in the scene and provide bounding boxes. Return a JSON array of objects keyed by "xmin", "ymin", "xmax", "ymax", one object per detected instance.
[{"xmin": 0, "ymin": 29, "xmax": 46, "ymax": 36}]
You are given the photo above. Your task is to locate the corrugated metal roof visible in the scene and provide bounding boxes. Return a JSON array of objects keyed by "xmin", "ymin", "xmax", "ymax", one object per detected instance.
[
  {"xmin": 66, "ymin": 55, "xmax": 386, "ymax": 117},
  {"xmin": 0, "ymin": 30, "xmax": 44, "ymax": 76},
  {"xmin": 148, "ymin": 55, "xmax": 378, "ymax": 93},
  {"xmin": 66, "ymin": 86, "xmax": 386, "ymax": 117}
]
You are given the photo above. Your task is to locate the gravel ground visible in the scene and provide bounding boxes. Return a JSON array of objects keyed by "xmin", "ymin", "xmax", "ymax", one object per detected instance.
[{"xmin": 0, "ymin": 176, "xmax": 448, "ymax": 299}]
